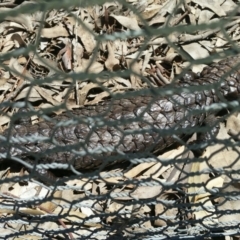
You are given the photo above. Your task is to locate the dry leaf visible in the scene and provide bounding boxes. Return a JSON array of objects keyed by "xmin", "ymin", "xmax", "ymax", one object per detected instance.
[
  {"xmin": 40, "ymin": 190, "xmax": 62, "ymax": 213},
  {"xmin": 130, "ymin": 184, "xmax": 162, "ymax": 199},
  {"xmin": 110, "ymin": 14, "xmax": 141, "ymax": 30},
  {"xmin": 105, "ymin": 42, "xmax": 120, "ymax": 71},
  {"xmin": 41, "ymin": 24, "xmax": 69, "ymax": 38}
]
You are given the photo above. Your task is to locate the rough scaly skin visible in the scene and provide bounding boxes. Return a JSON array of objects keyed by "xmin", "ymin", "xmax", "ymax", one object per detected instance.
[{"xmin": 1, "ymin": 55, "xmax": 240, "ymax": 170}]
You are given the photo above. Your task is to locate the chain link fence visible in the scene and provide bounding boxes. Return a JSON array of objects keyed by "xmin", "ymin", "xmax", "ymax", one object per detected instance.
[{"xmin": 0, "ymin": 0, "xmax": 240, "ymax": 239}]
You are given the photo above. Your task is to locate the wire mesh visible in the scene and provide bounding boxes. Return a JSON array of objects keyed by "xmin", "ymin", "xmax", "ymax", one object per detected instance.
[{"xmin": 0, "ymin": 0, "xmax": 240, "ymax": 239}]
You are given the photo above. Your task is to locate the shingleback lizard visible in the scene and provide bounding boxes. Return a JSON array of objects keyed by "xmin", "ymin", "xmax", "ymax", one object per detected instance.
[{"xmin": 0, "ymin": 54, "xmax": 240, "ymax": 172}]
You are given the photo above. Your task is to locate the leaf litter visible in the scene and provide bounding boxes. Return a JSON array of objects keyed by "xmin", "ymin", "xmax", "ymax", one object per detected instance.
[{"xmin": 0, "ymin": 0, "xmax": 239, "ymax": 238}]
